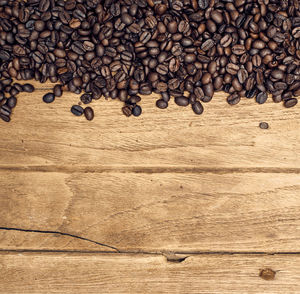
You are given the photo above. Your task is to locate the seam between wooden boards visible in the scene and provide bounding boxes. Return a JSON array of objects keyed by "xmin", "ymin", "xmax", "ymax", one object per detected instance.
[{"xmin": 1, "ymin": 166, "xmax": 300, "ymax": 174}]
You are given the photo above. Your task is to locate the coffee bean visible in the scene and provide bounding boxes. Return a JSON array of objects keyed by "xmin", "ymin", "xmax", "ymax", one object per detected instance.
[
  {"xmin": 198, "ymin": 0, "xmax": 209, "ymax": 9},
  {"xmin": 1, "ymin": 105, "xmax": 12, "ymax": 116},
  {"xmin": 259, "ymin": 122, "xmax": 269, "ymax": 129},
  {"xmin": 132, "ymin": 105, "xmax": 142, "ymax": 117},
  {"xmin": 7, "ymin": 97, "xmax": 17, "ymax": 108},
  {"xmin": 232, "ymin": 45, "xmax": 246, "ymax": 55},
  {"xmin": 53, "ymin": 85, "xmax": 63, "ymax": 97},
  {"xmin": 71, "ymin": 105, "xmax": 84, "ymax": 116},
  {"xmin": 84, "ymin": 107, "xmax": 94, "ymax": 121},
  {"xmin": 237, "ymin": 69, "xmax": 248, "ymax": 84},
  {"xmin": 192, "ymin": 101, "xmax": 204, "ymax": 115},
  {"xmin": 80, "ymin": 94, "xmax": 92, "ymax": 104},
  {"xmin": 227, "ymin": 93, "xmax": 240, "ymax": 105},
  {"xmin": 175, "ymin": 96, "xmax": 189, "ymax": 107},
  {"xmin": 0, "ymin": 113, "xmax": 10, "ymax": 122},
  {"xmin": 256, "ymin": 92, "xmax": 268, "ymax": 104},
  {"xmin": 201, "ymin": 39, "xmax": 215, "ymax": 51},
  {"xmin": 122, "ymin": 106, "xmax": 132, "ymax": 117},
  {"xmin": 156, "ymin": 99, "xmax": 168, "ymax": 109},
  {"xmin": 226, "ymin": 63, "xmax": 239, "ymax": 75},
  {"xmin": 284, "ymin": 98, "xmax": 298, "ymax": 108},
  {"xmin": 23, "ymin": 84, "xmax": 34, "ymax": 93},
  {"xmin": 43, "ymin": 93, "xmax": 55, "ymax": 104},
  {"xmin": 271, "ymin": 70, "xmax": 285, "ymax": 80}
]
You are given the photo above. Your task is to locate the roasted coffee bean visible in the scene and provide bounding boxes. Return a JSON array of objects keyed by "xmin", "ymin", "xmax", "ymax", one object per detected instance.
[
  {"xmin": 284, "ymin": 98, "xmax": 298, "ymax": 108},
  {"xmin": 71, "ymin": 105, "xmax": 84, "ymax": 116},
  {"xmin": 156, "ymin": 99, "xmax": 168, "ymax": 109},
  {"xmin": 23, "ymin": 84, "xmax": 34, "ymax": 93},
  {"xmin": 1, "ymin": 105, "xmax": 12, "ymax": 116},
  {"xmin": 7, "ymin": 97, "xmax": 17, "ymax": 108},
  {"xmin": 132, "ymin": 105, "xmax": 142, "ymax": 117},
  {"xmin": 43, "ymin": 93, "xmax": 55, "ymax": 104},
  {"xmin": 0, "ymin": 113, "xmax": 10, "ymax": 122},
  {"xmin": 232, "ymin": 45, "xmax": 246, "ymax": 55},
  {"xmin": 192, "ymin": 101, "xmax": 204, "ymax": 115},
  {"xmin": 256, "ymin": 92, "xmax": 268, "ymax": 104},
  {"xmin": 237, "ymin": 69, "xmax": 248, "ymax": 84},
  {"xmin": 259, "ymin": 122, "xmax": 269, "ymax": 129},
  {"xmin": 175, "ymin": 96, "xmax": 189, "ymax": 107},
  {"xmin": 84, "ymin": 107, "xmax": 94, "ymax": 121},
  {"xmin": 80, "ymin": 94, "xmax": 92, "ymax": 104},
  {"xmin": 53, "ymin": 85, "xmax": 63, "ymax": 97},
  {"xmin": 227, "ymin": 93, "xmax": 240, "ymax": 105}
]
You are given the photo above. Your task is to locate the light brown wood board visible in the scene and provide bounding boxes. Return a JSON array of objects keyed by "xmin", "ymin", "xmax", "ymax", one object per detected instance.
[{"xmin": 1, "ymin": 253, "xmax": 300, "ymax": 294}]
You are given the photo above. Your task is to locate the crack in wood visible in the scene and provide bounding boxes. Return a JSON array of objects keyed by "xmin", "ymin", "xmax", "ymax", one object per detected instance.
[
  {"xmin": 0, "ymin": 227, "xmax": 120, "ymax": 252},
  {"xmin": 2, "ymin": 228, "xmax": 300, "ymax": 256}
]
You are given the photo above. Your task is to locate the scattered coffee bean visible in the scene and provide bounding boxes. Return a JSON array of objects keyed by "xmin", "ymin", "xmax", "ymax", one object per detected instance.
[
  {"xmin": 132, "ymin": 105, "xmax": 142, "ymax": 117},
  {"xmin": 84, "ymin": 107, "xmax": 94, "ymax": 121},
  {"xmin": 71, "ymin": 105, "xmax": 84, "ymax": 116},
  {"xmin": 43, "ymin": 93, "xmax": 55, "ymax": 104},
  {"xmin": 259, "ymin": 122, "xmax": 269, "ymax": 129}
]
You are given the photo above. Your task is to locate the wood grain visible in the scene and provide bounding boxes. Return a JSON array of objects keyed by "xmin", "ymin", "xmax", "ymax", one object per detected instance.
[
  {"xmin": 1, "ymin": 252, "xmax": 300, "ymax": 294},
  {"xmin": 1, "ymin": 171, "xmax": 299, "ymax": 252},
  {"xmin": 0, "ymin": 82, "xmax": 299, "ymax": 169}
]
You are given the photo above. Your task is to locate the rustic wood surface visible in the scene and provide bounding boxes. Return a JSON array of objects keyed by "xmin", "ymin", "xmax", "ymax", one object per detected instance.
[
  {"xmin": 1, "ymin": 253, "xmax": 300, "ymax": 294},
  {"xmin": 0, "ymin": 81, "xmax": 299, "ymax": 293}
]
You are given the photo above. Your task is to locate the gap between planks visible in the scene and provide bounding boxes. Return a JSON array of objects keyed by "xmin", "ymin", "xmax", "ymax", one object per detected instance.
[{"xmin": 1, "ymin": 165, "xmax": 300, "ymax": 174}]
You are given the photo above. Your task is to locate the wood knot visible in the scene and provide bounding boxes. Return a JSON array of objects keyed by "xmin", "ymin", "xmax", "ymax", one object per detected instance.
[{"xmin": 259, "ymin": 268, "xmax": 276, "ymax": 281}]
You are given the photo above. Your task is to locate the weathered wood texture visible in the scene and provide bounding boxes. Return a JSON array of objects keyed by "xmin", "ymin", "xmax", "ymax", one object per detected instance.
[
  {"xmin": 0, "ymin": 82, "xmax": 299, "ymax": 169},
  {"xmin": 1, "ymin": 253, "xmax": 300, "ymax": 294},
  {"xmin": 1, "ymin": 171, "xmax": 299, "ymax": 252},
  {"xmin": 1, "ymin": 82, "xmax": 299, "ymax": 292}
]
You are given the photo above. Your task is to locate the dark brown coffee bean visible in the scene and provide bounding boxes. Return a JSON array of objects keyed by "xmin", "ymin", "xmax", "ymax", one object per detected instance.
[
  {"xmin": 156, "ymin": 99, "xmax": 168, "ymax": 109},
  {"xmin": 226, "ymin": 63, "xmax": 239, "ymax": 75},
  {"xmin": 22, "ymin": 84, "xmax": 34, "ymax": 93},
  {"xmin": 232, "ymin": 44, "xmax": 246, "ymax": 55},
  {"xmin": 227, "ymin": 93, "xmax": 240, "ymax": 105},
  {"xmin": 194, "ymin": 87, "xmax": 204, "ymax": 99},
  {"xmin": 192, "ymin": 101, "xmax": 204, "ymax": 115},
  {"xmin": 237, "ymin": 68, "xmax": 248, "ymax": 84},
  {"xmin": 259, "ymin": 122, "xmax": 269, "ymax": 129},
  {"xmin": 71, "ymin": 105, "xmax": 84, "ymax": 116},
  {"xmin": 175, "ymin": 96, "xmax": 189, "ymax": 107},
  {"xmin": 271, "ymin": 70, "xmax": 285, "ymax": 80},
  {"xmin": 80, "ymin": 94, "xmax": 92, "ymax": 104},
  {"xmin": 156, "ymin": 64, "xmax": 168, "ymax": 75},
  {"xmin": 7, "ymin": 97, "xmax": 17, "ymax": 108},
  {"xmin": 201, "ymin": 39, "xmax": 215, "ymax": 51},
  {"xmin": 43, "ymin": 93, "xmax": 55, "ymax": 104},
  {"xmin": 256, "ymin": 92, "xmax": 268, "ymax": 104},
  {"xmin": 220, "ymin": 34, "xmax": 232, "ymax": 47},
  {"xmin": 53, "ymin": 85, "xmax": 63, "ymax": 97},
  {"xmin": 284, "ymin": 98, "xmax": 298, "ymax": 108},
  {"xmin": 122, "ymin": 105, "xmax": 132, "ymax": 117},
  {"xmin": 84, "ymin": 107, "xmax": 94, "ymax": 121},
  {"xmin": 0, "ymin": 113, "xmax": 10, "ymax": 123},
  {"xmin": 203, "ymin": 83, "xmax": 214, "ymax": 99}
]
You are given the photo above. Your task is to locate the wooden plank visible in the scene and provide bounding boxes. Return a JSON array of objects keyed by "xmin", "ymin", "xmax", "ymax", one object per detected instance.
[
  {"xmin": 1, "ymin": 171, "xmax": 299, "ymax": 252},
  {"xmin": 0, "ymin": 252, "xmax": 300, "ymax": 293},
  {"xmin": 0, "ymin": 83, "xmax": 299, "ymax": 168}
]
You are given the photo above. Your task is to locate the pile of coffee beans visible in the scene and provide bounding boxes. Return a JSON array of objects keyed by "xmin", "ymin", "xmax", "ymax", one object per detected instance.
[{"xmin": 0, "ymin": 0, "xmax": 299, "ymax": 123}]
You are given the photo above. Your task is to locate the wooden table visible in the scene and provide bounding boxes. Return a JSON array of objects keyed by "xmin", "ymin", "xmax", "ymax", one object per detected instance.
[{"xmin": 0, "ymin": 81, "xmax": 300, "ymax": 293}]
